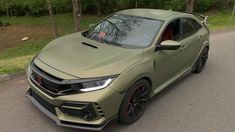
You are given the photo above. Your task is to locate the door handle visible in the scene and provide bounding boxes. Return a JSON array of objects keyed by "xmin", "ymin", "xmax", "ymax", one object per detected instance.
[
  {"xmin": 180, "ymin": 45, "xmax": 187, "ymax": 51},
  {"xmin": 199, "ymin": 35, "xmax": 204, "ymax": 38},
  {"xmin": 199, "ymin": 34, "xmax": 206, "ymax": 39}
]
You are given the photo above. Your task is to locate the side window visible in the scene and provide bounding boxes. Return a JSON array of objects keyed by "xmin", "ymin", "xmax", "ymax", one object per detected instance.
[
  {"xmin": 181, "ymin": 18, "xmax": 195, "ymax": 37},
  {"xmin": 189, "ymin": 18, "xmax": 202, "ymax": 31},
  {"xmin": 160, "ymin": 19, "xmax": 181, "ymax": 42},
  {"xmin": 181, "ymin": 18, "xmax": 202, "ymax": 39}
]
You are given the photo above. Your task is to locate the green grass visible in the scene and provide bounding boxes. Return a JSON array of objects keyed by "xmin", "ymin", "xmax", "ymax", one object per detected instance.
[
  {"xmin": 0, "ymin": 14, "xmax": 103, "ymax": 74},
  {"xmin": 0, "ymin": 14, "xmax": 104, "ymax": 34},
  {"xmin": 0, "ymin": 38, "xmax": 51, "ymax": 74},
  {"xmin": 206, "ymin": 10, "xmax": 235, "ymax": 30}
]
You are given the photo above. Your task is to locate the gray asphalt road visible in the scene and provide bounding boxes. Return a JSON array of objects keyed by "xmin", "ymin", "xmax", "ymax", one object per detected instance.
[{"xmin": 1, "ymin": 30, "xmax": 235, "ymax": 132}]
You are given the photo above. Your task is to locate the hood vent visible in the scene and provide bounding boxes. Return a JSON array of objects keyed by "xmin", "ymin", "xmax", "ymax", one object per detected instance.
[{"xmin": 82, "ymin": 42, "xmax": 98, "ymax": 49}]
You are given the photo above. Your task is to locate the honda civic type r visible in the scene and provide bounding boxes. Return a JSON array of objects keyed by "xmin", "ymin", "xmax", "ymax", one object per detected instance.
[{"xmin": 26, "ymin": 9, "xmax": 210, "ymax": 130}]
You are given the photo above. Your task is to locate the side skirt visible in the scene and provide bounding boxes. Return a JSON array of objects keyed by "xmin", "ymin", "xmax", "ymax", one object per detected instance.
[{"xmin": 153, "ymin": 66, "xmax": 193, "ymax": 94}]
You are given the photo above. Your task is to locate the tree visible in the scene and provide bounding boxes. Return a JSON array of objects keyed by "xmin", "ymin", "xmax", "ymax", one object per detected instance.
[
  {"xmin": 186, "ymin": 0, "xmax": 197, "ymax": 12},
  {"xmin": 0, "ymin": 0, "xmax": 11, "ymax": 17},
  {"xmin": 79, "ymin": 0, "xmax": 82, "ymax": 16},
  {"xmin": 135, "ymin": 0, "xmax": 138, "ymax": 8},
  {"xmin": 96, "ymin": 0, "xmax": 102, "ymax": 16},
  {"xmin": 47, "ymin": 0, "xmax": 59, "ymax": 38},
  {"xmin": 72, "ymin": 0, "xmax": 81, "ymax": 31}
]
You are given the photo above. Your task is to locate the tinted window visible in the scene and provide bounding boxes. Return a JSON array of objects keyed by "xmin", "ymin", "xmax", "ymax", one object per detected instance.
[
  {"xmin": 182, "ymin": 18, "xmax": 195, "ymax": 37},
  {"xmin": 188, "ymin": 18, "xmax": 202, "ymax": 31},
  {"xmin": 161, "ymin": 19, "xmax": 181, "ymax": 42},
  {"xmin": 83, "ymin": 14, "xmax": 163, "ymax": 48}
]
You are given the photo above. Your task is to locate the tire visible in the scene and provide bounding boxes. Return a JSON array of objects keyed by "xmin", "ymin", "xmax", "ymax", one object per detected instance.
[
  {"xmin": 193, "ymin": 47, "xmax": 209, "ymax": 73},
  {"xmin": 118, "ymin": 79, "xmax": 151, "ymax": 124}
]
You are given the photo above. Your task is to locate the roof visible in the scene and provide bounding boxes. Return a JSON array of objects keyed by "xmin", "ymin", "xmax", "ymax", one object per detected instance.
[{"xmin": 118, "ymin": 9, "xmax": 181, "ymax": 20}]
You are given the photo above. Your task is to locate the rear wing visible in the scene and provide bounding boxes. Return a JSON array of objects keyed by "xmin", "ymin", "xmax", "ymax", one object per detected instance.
[{"xmin": 183, "ymin": 12, "xmax": 208, "ymax": 26}]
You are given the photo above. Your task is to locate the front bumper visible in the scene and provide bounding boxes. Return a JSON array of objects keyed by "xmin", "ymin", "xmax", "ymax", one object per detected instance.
[
  {"xmin": 26, "ymin": 76, "xmax": 124, "ymax": 130},
  {"xmin": 26, "ymin": 90, "xmax": 117, "ymax": 131}
]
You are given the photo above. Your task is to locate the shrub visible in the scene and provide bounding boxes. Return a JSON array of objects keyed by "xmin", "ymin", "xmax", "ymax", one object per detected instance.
[
  {"xmin": 195, "ymin": 0, "xmax": 213, "ymax": 13},
  {"xmin": 4, "ymin": 21, "xmax": 10, "ymax": 26},
  {"xmin": 0, "ymin": 20, "xmax": 3, "ymax": 26}
]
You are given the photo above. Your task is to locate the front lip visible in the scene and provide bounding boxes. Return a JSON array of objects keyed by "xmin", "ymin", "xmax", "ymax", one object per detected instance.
[{"xmin": 25, "ymin": 90, "xmax": 117, "ymax": 131}]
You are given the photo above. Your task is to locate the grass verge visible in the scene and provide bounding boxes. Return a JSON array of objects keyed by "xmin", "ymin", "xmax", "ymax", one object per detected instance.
[
  {"xmin": 0, "ymin": 14, "xmax": 103, "ymax": 74},
  {"xmin": 0, "ymin": 39, "xmax": 50, "ymax": 74},
  {"xmin": 206, "ymin": 10, "xmax": 235, "ymax": 30}
]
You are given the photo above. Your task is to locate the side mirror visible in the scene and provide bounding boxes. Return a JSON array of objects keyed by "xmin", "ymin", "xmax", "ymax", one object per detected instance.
[
  {"xmin": 156, "ymin": 40, "xmax": 181, "ymax": 51},
  {"xmin": 89, "ymin": 23, "xmax": 95, "ymax": 28}
]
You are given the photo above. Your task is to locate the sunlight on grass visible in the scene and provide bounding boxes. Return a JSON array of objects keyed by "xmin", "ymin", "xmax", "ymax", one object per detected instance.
[
  {"xmin": 0, "ymin": 14, "xmax": 104, "ymax": 74},
  {"xmin": 0, "ymin": 39, "xmax": 50, "ymax": 74},
  {"xmin": 0, "ymin": 14, "xmax": 104, "ymax": 35},
  {"xmin": 0, "ymin": 55, "xmax": 34, "ymax": 74},
  {"xmin": 207, "ymin": 10, "xmax": 235, "ymax": 30}
]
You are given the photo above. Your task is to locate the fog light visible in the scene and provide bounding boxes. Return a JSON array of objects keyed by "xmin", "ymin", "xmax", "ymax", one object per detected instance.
[
  {"xmin": 82, "ymin": 112, "xmax": 94, "ymax": 121},
  {"xmin": 60, "ymin": 102, "xmax": 97, "ymax": 121}
]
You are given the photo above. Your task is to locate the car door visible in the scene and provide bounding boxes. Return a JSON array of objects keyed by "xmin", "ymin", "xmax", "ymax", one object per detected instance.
[
  {"xmin": 179, "ymin": 18, "xmax": 206, "ymax": 66},
  {"xmin": 154, "ymin": 18, "xmax": 187, "ymax": 90},
  {"xmin": 154, "ymin": 17, "xmax": 203, "ymax": 91}
]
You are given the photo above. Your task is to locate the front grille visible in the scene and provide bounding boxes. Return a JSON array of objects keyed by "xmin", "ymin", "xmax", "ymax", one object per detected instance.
[
  {"xmin": 30, "ymin": 63, "xmax": 77, "ymax": 97},
  {"xmin": 29, "ymin": 89, "xmax": 56, "ymax": 115}
]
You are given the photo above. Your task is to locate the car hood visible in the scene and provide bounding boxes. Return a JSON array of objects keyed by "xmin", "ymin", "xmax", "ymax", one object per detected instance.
[{"xmin": 35, "ymin": 32, "xmax": 143, "ymax": 79}]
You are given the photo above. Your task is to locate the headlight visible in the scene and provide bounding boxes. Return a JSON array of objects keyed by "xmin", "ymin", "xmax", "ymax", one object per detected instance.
[{"xmin": 70, "ymin": 77, "xmax": 116, "ymax": 92}]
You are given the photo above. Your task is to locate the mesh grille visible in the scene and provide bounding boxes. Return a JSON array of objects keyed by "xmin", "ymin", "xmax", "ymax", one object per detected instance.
[
  {"xmin": 31, "ymin": 63, "xmax": 77, "ymax": 97},
  {"xmin": 30, "ymin": 89, "xmax": 56, "ymax": 115}
]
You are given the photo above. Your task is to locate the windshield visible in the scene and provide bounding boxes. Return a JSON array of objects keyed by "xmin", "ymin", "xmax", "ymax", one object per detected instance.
[{"xmin": 83, "ymin": 14, "xmax": 163, "ymax": 48}]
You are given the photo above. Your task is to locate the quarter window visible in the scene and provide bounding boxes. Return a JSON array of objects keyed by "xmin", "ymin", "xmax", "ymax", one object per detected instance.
[
  {"xmin": 181, "ymin": 18, "xmax": 202, "ymax": 39},
  {"xmin": 188, "ymin": 18, "xmax": 202, "ymax": 31},
  {"xmin": 182, "ymin": 18, "xmax": 195, "ymax": 37}
]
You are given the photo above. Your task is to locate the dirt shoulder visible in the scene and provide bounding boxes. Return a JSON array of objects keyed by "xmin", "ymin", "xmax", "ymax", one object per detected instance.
[{"xmin": 0, "ymin": 25, "xmax": 51, "ymax": 51}]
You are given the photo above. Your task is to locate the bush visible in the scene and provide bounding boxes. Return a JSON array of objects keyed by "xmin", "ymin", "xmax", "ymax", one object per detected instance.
[
  {"xmin": 0, "ymin": 20, "xmax": 10, "ymax": 27},
  {"xmin": 4, "ymin": 21, "xmax": 10, "ymax": 26},
  {"xmin": 0, "ymin": 0, "xmax": 234, "ymax": 16},
  {"xmin": 195, "ymin": 0, "xmax": 213, "ymax": 13},
  {"xmin": 0, "ymin": 20, "xmax": 3, "ymax": 26}
]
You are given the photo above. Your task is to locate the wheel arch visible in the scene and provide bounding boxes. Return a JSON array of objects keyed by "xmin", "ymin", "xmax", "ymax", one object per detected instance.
[{"xmin": 110, "ymin": 60, "xmax": 155, "ymax": 94}]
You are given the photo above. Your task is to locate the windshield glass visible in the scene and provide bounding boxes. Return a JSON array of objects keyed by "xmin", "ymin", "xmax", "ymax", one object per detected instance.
[{"xmin": 83, "ymin": 14, "xmax": 163, "ymax": 48}]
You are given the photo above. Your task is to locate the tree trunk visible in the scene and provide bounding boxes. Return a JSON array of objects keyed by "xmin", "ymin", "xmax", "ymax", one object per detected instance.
[
  {"xmin": 79, "ymin": 0, "xmax": 82, "ymax": 16},
  {"xmin": 47, "ymin": 0, "xmax": 59, "ymax": 38},
  {"xmin": 135, "ymin": 0, "xmax": 138, "ymax": 8},
  {"xmin": 186, "ymin": 0, "xmax": 196, "ymax": 13},
  {"xmin": 97, "ymin": 0, "xmax": 102, "ymax": 16},
  {"xmin": 10, "ymin": 9, "xmax": 13, "ymax": 17},
  {"xmin": 72, "ymin": 0, "xmax": 81, "ymax": 32},
  {"xmin": 6, "ymin": 7, "xmax": 9, "ymax": 17}
]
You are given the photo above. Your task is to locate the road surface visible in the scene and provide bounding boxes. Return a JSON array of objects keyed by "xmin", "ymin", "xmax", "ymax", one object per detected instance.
[{"xmin": 1, "ymin": 30, "xmax": 235, "ymax": 132}]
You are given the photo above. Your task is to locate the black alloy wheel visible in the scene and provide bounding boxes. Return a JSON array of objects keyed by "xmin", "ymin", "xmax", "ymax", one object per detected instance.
[
  {"xmin": 194, "ymin": 47, "xmax": 209, "ymax": 73},
  {"xmin": 118, "ymin": 79, "xmax": 150, "ymax": 124}
]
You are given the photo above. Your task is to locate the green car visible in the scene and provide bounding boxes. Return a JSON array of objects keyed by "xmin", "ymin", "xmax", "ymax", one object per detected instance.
[{"xmin": 26, "ymin": 9, "xmax": 210, "ymax": 130}]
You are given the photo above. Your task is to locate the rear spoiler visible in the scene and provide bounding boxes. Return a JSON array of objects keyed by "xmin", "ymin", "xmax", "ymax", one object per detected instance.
[{"xmin": 183, "ymin": 12, "xmax": 208, "ymax": 26}]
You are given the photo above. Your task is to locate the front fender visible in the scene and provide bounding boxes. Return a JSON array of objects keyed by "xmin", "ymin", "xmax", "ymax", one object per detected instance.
[{"xmin": 110, "ymin": 59, "xmax": 155, "ymax": 94}]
